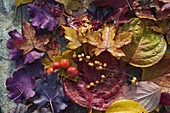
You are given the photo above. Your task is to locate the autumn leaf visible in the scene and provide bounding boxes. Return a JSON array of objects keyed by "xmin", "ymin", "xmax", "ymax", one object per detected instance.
[
  {"xmin": 122, "ymin": 18, "xmax": 167, "ymax": 67},
  {"xmin": 13, "ymin": 20, "xmax": 50, "ymax": 55},
  {"xmin": 123, "ymin": 81, "xmax": 161, "ymax": 112},
  {"xmin": 142, "ymin": 53, "xmax": 170, "ymax": 80},
  {"xmin": 15, "ymin": 0, "xmax": 33, "ymax": 7},
  {"xmin": 62, "ymin": 26, "xmax": 88, "ymax": 50},
  {"xmin": 91, "ymin": 23, "xmax": 133, "ymax": 59},
  {"xmin": 46, "ymin": 37, "xmax": 61, "ymax": 61},
  {"xmin": 106, "ymin": 99, "xmax": 148, "ymax": 113},
  {"xmin": 55, "ymin": 0, "xmax": 80, "ymax": 15},
  {"xmin": 152, "ymin": 74, "xmax": 170, "ymax": 93}
]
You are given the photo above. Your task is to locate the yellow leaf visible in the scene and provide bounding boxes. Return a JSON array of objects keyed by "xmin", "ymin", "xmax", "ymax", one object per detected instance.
[
  {"xmin": 62, "ymin": 26, "xmax": 88, "ymax": 49},
  {"xmin": 15, "ymin": 0, "xmax": 33, "ymax": 7},
  {"xmin": 106, "ymin": 99, "xmax": 148, "ymax": 113}
]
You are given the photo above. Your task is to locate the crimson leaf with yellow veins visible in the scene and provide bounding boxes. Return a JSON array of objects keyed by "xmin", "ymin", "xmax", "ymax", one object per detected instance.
[
  {"xmin": 91, "ymin": 24, "xmax": 133, "ymax": 59},
  {"xmin": 13, "ymin": 20, "xmax": 51, "ymax": 55}
]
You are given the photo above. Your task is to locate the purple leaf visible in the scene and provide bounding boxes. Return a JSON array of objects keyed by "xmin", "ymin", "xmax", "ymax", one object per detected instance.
[
  {"xmin": 6, "ymin": 68, "xmax": 36, "ymax": 103},
  {"xmin": 33, "ymin": 72, "xmax": 67, "ymax": 113},
  {"xmin": 123, "ymin": 81, "xmax": 161, "ymax": 112},
  {"xmin": 64, "ymin": 52, "xmax": 128, "ymax": 111},
  {"xmin": 160, "ymin": 92, "xmax": 170, "ymax": 105},
  {"xmin": 28, "ymin": 3, "xmax": 59, "ymax": 31},
  {"xmin": 24, "ymin": 51, "xmax": 44, "ymax": 64},
  {"xmin": 7, "ymin": 30, "xmax": 24, "ymax": 49}
]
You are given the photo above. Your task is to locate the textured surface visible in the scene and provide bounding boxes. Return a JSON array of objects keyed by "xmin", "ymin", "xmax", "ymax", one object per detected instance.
[{"xmin": 0, "ymin": 0, "xmax": 21, "ymax": 112}]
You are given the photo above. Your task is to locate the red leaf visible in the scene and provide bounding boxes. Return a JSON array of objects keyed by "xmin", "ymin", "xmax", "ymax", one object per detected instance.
[{"xmin": 64, "ymin": 52, "xmax": 128, "ymax": 110}]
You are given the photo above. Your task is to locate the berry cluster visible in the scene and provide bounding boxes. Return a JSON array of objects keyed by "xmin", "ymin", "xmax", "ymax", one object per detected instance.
[
  {"xmin": 73, "ymin": 52, "xmax": 109, "ymax": 89},
  {"xmin": 37, "ymin": 1, "xmax": 61, "ymax": 17},
  {"xmin": 46, "ymin": 59, "xmax": 79, "ymax": 78}
]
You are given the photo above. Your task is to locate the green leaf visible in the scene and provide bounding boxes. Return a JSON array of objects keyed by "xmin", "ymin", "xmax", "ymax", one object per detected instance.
[
  {"xmin": 55, "ymin": 0, "xmax": 80, "ymax": 15},
  {"xmin": 15, "ymin": 0, "xmax": 33, "ymax": 7},
  {"xmin": 106, "ymin": 99, "xmax": 148, "ymax": 113},
  {"xmin": 122, "ymin": 18, "xmax": 167, "ymax": 67},
  {"xmin": 142, "ymin": 53, "xmax": 170, "ymax": 80}
]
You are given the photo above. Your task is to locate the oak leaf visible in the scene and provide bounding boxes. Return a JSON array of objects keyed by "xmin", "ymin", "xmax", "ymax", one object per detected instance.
[{"xmin": 13, "ymin": 20, "xmax": 50, "ymax": 55}]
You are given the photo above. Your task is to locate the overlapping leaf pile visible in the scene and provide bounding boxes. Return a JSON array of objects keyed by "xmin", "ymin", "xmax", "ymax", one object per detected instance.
[{"xmin": 4, "ymin": 0, "xmax": 170, "ymax": 113}]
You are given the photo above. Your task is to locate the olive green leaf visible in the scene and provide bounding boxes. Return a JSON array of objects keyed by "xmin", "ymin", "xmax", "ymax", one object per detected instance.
[
  {"xmin": 15, "ymin": 0, "xmax": 33, "ymax": 7},
  {"xmin": 106, "ymin": 99, "xmax": 148, "ymax": 113},
  {"xmin": 55, "ymin": 0, "xmax": 80, "ymax": 15},
  {"xmin": 122, "ymin": 18, "xmax": 167, "ymax": 67}
]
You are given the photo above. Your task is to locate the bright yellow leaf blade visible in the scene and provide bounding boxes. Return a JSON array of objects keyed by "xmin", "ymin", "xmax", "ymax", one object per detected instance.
[
  {"xmin": 15, "ymin": 0, "xmax": 33, "ymax": 7},
  {"xmin": 106, "ymin": 99, "xmax": 148, "ymax": 113}
]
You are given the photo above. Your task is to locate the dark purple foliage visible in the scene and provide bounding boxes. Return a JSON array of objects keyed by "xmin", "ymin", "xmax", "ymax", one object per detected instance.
[
  {"xmin": 160, "ymin": 92, "xmax": 170, "ymax": 105},
  {"xmin": 24, "ymin": 51, "xmax": 44, "ymax": 64},
  {"xmin": 28, "ymin": 2, "xmax": 59, "ymax": 31},
  {"xmin": 6, "ymin": 68, "xmax": 36, "ymax": 103},
  {"xmin": 33, "ymin": 72, "xmax": 68, "ymax": 113}
]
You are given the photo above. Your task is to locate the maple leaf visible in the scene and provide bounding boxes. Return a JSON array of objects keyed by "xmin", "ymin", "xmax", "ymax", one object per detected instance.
[
  {"xmin": 62, "ymin": 26, "xmax": 88, "ymax": 50},
  {"xmin": 90, "ymin": 23, "xmax": 133, "ymax": 59},
  {"xmin": 13, "ymin": 20, "xmax": 50, "ymax": 55}
]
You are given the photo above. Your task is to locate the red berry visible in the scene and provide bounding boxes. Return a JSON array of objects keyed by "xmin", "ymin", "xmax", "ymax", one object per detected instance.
[
  {"xmin": 67, "ymin": 66, "xmax": 78, "ymax": 78},
  {"xmin": 46, "ymin": 68, "xmax": 54, "ymax": 75},
  {"xmin": 60, "ymin": 59, "xmax": 70, "ymax": 69},
  {"xmin": 53, "ymin": 62, "xmax": 60, "ymax": 69}
]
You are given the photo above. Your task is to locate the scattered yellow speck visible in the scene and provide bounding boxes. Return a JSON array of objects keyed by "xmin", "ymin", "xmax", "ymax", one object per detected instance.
[
  {"xmin": 88, "ymin": 62, "xmax": 94, "ymax": 67},
  {"xmin": 90, "ymin": 82, "xmax": 94, "ymax": 86},
  {"xmin": 81, "ymin": 53, "xmax": 85, "ymax": 57},
  {"xmin": 103, "ymin": 63, "xmax": 107, "ymax": 67},
  {"xmin": 79, "ymin": 58, "xmax": 83, "ymax": 62},
  {"xmin": 86, "ymin": 55, "xmax": 90, "ymax": 59},
  {"xmin": 78, "ymin": 55, "xmax": 81, "ymax": 58},
  {"xmin": 86, "ymin": 85, "xmax": 90, "ymax": 88},
  {"xmin": 95, "ymin": 80, "xmax": 99, "ymax": 84},
  {"xmin": 101, "ymin": 75, "xmax": 106, "ymax": 78}
]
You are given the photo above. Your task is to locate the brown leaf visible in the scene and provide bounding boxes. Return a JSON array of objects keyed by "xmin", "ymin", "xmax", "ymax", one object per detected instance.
[
  {"xmin": 153, "ymin": 74, "xmax": 170, "ymax": 93},
  {"xmin": 46, "ymin": 37, "xmax": 61, "ymax": 61},
  {"xmin": 142, "ymin": 53, "xmax": 170, "ymax": 80},
  {"xmin": 91, "ymin": 24, "xmax": 133, "ymax": 59},
  {"xmin": 13, "ymin": 20, "xmax": 50, "ymax": 55}
]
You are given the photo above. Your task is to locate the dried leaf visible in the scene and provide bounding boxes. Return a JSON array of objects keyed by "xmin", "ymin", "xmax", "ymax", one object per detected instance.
[
  {"xmin": 142, "ymin": 53, "xmax": 170, "ymax": 80},
  {"xmin": 152, "ymin": 74, "xmax": 170, "ymax": 93},
  {"xmin": 13, "ymin": 20, "xmax": 50, "ymax": 55},
  {"xmin": 62, "ymin": 26, "xmax": 87, "ymax": 49},
  {"xmin": 123, "ymin": 81, "xmax": 161, "ymax": 112},
  {"xmin": 91, "ymin": 23, "xmax": 133, "ymax": 59},
  {"xmin": 122, "ymin": 18, "xmax": 167, "ymax": 67},
  {"xmin": 15, "ymin": 0, "xmax": 33, "ymax": 7},
  {"xmin": 106, "ymin": 99, "xmax": 148, "ymax": 113}
]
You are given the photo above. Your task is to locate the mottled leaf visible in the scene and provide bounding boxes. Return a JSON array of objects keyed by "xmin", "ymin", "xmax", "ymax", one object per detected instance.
[
  {"xmin": 123, "ymin": 81, "xmax": 161, "ymax": 112},
  {"xmin": 90, "ymin": 23, "xmax": 133, "ymax": 59},
  {"xmin": 106, "ymin": 99, "xmax": 148, "ymax": 113},
  {"xmin": 142, "ymin": 54, "xmax": 170, "ymax": 80},
  {"xmin": 122, "ymin": 18, "xmax": 167, "ymax": 67},
  {"xmin": 13, "ymin": 20, "xmax": 50, "ymax": 55},
  {"xmin": 15, "ymin": 0, "xmax": 33, "ymax": 7},
  {"xmin": 64, "ymin": 52, "xmax": 128, "ymax": 110}
]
